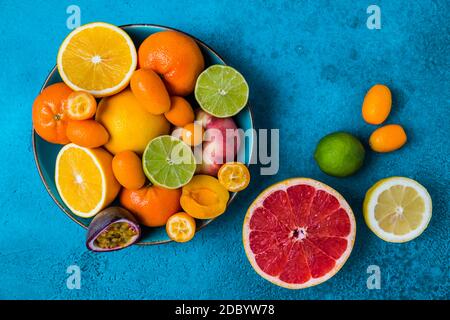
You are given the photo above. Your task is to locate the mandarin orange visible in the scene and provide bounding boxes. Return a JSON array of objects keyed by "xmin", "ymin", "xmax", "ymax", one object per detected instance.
[{"xmin": 32, "ymin": 82, "xmax": 73, "ymax": 144}]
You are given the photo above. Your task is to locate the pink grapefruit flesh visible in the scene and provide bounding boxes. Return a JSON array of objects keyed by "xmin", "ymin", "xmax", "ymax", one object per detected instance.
[{"xmin": 243, "ymin": 178, "xmax": 356, "ymax": 289}]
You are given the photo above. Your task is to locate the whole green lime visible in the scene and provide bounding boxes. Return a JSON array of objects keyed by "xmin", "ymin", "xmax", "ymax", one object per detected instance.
[{"xmin": 314, "ymin": 132, "xmax": 365, "ymax": 177}]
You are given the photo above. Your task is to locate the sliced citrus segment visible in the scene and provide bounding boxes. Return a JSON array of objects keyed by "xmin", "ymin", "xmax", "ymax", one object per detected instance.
[
  {"xmin": 96, "ymin": 89, "xmax": 170, "ymax": 155},
  {"xmin": 66, "ymin": 91, "xmax": 97, "ymax": 120},
  {"xmin": 57, "ymin": 22, "xmax": 137, "ymax": 97},
  {"xmin": 55, "ymin": 144, "xmax": 120, "ymax": 218},
  {"xmin": 243, "ymin": 178, "xmax": 356, "ymax": 289},
  {"xmin": 218, "ymin": 162, "xmax": 250, "ymax": 192},
  {"xmin": 142, "ymin": 135, "xmax": 196, "ymax": 189},
  {"xmin": 166, "ymin": 212, "xmax": 196, "ymax": 242},
  {"xmin": 195, "ymin": 65, "xmax": 249, "ymax": 117},
  {"xmin": 181, "ymin": 122, "xmax": 204, "ymax": 146},
  {"xmin": 363, "ymin": 177, "xmax": 432, "ymax": 242}
]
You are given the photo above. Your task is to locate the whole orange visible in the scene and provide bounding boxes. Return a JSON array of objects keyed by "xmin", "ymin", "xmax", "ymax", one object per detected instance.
[
  {"xmin": 138, "ymin": 31, "xmax": 205, "ymax": 96},
  {"xmin": 164, "ymin": 96, "xmax": 195, "ymax": 127},
  {"xmin": 32, "ymin": 82, "xmax": 73, "ymax": 144},
  {"xmin": 66, "ymin": 120, "xmax": 109, "ymax": 148},
  {"xmin": 65, "ymin": 91, "xmax": 97, "ymax": 120},
  {"xmin": 112, "ymin": 151, "xmax": 146, "ymax": 190},
  {"xmin": 130, "ymin": 69, "xmax": 171, "ymax": 115},
  {"xmin": 120, "ymin": 185, "xmax": 181, "ymax": 227}
]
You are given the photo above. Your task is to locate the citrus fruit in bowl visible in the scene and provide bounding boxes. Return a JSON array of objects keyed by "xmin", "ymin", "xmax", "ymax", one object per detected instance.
[{"xmin": 32, "ymin": 24, "xmax": 254, "ymax": 245}]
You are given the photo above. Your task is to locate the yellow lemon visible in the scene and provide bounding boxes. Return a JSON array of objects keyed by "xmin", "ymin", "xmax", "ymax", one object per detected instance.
[
  {"xmin": 57, "ymin": 22, "xmax": 137, "ymax": 97},
  {"xmin": 96, "ymin": 89, "xmax": 170, "ymax": 155},
  {"xmin": 363, "ymin": 177, "xmax": 432, "ymax": 243},
  {"xmin": 55, "ymin": 144, "xmax": 120, "ymax": 218}
]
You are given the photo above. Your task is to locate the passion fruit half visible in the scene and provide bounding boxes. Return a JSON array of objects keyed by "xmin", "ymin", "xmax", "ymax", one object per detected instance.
[{"xmin": 86, "ymin": 207, "xmax": 141, "ymax": 252}]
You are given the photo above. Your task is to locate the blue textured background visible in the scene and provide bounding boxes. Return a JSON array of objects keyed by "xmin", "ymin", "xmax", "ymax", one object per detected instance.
[{"xmin": 0, "ymin": 0, "xmax": 448, "ymax": 299}]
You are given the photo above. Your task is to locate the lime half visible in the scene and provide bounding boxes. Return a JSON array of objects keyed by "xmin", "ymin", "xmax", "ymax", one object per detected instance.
[
  {"xmin": 143, "ymin": 135, "xmax": 196, "ymax": 189},
  {"xmin": 195, "ymin": 65, "xmax": 249, "ymax": 117}
]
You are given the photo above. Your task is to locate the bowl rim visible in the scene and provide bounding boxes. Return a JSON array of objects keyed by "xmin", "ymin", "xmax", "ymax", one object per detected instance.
[{"xmin": 32, "ymin": 23, "xmax": 255, "ymax": 246}]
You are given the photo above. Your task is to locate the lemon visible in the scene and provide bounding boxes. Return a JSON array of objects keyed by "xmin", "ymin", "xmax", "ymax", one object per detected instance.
[
  {"xmin": 55, "ymin": 144, "xmax": 120, "ymax": 218},
  {"xmin": 96, "ymin": 89, "xmax": 170, "ymax": 155},
  {"xmin": 363, "ymin": 177, "xmax": 432, "ymax": 243},
  {"xmin": 57, "ymin": 22, "xmax": 137, "ymax": 97}
]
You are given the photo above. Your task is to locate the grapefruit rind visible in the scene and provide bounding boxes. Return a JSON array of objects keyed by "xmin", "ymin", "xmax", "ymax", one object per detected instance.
[
  {"xmin": 242, "ymin": 178, "xmax": 356, "ymax": 289},
  {"xmin": 363, "ymin": 177, "xmax": 432, "ymax": 243}
]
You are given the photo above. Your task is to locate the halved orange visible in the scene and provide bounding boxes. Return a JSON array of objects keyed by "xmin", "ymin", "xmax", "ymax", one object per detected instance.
[
  {"xmin": 55, "ymin": 144, "xmax": 120, "ymax": 218},
  {"xmin": 57, "ymin": 22, "xmax": 137, "ymax": 97}
]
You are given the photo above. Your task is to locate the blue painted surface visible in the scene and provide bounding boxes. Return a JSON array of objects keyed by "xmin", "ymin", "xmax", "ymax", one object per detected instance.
[{"xmin": 0, "ymin": 0, "xmax": 448, "ymax": 299}]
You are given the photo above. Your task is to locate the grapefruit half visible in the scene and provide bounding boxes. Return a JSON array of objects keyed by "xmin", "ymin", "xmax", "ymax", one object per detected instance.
[{"xmin": 243, "ymin": 178, "xmax": 356, "ymax": 289}]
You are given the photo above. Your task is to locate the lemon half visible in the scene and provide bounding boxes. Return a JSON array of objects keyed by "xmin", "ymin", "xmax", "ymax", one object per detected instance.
[{"xmin": 363, "ymin": 177, "xmax": 432, "ymax": 243}]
